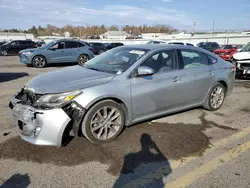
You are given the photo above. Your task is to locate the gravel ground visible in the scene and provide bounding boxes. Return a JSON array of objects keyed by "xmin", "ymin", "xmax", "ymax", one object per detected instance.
[{"xmin": 0, "ymin": 56, "xmax": 250, "ymax": 188}]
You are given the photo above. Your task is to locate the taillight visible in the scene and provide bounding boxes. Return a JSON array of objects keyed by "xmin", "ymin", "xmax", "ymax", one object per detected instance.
[{"xmin": 230, "ymin": 65, "xmax": 236, "ymax": 74}]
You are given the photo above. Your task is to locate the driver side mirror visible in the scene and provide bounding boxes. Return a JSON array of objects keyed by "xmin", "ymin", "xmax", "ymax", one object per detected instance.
[{"xmin": 136, "ymin": 66, "xmax": 154, "ymax": 77}]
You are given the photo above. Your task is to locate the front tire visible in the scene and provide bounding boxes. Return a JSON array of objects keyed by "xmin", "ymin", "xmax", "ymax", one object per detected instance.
[
  {"xmin": 81, "ymin": 100, "xmax": 125, "ymax": 143},
  {"xmin": 32, "ymin": 55, "xmax": 47, "ymax": 68},
  {"xmin": 78, "ymin": 54, "xmax": 89, "ymax": 66},
  {"xmin": 204, "ymin": 83, "xmax": 226, "ymax": 111}
]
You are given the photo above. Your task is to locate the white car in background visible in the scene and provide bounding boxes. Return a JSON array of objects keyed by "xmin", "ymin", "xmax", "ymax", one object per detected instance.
[
  {"xmin": 231, "ymin": 42, "xmax": 250, "ymax": 77},
  {"xmin": 146, "ymin": 40, "xmax": 195, "ymax": 46}
]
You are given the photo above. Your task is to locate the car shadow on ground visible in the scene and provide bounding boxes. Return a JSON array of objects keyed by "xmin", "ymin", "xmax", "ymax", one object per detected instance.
[
  {"xmin": 0, "ymin": 72, "xmax": 29, "ymax": 83},
  {"xmin": 0, "ymin": 173, "xmax": 30, "ymax": 188},
  {"xmin": 113, "ymin": 133, "xmax": 172, "ymax": 188}
]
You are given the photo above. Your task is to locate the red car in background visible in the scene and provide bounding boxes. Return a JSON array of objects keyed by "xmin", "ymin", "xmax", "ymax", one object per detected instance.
[{"xmin": 214, "ymin": 44, "xmax": 243, "ymax": 61}]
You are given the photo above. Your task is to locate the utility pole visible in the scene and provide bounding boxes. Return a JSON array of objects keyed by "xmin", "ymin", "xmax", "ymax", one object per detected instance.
[
  {"xmin": 212, "ymin": 20, "xmax": 215, "ymax": 36},
  {"xmin": 192, "ymin": 22, "xmax": 196, "ymax": 36},
  {"xmin": 154, "ymin": 20, "xmax": 156, "ymax": 38}
]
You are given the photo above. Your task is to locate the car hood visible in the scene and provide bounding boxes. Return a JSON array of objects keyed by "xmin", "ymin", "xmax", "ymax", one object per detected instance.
[
  {"xmin": 233, "ymin": 52, "xmax": 250, "ymax": 60},
  {"xmin": 25, "ymin": 66, "xmax": 115, "ymax": 94},
  {"xmin": 20, "ymin": 48, "xmax": 39, "ymax": 53}
]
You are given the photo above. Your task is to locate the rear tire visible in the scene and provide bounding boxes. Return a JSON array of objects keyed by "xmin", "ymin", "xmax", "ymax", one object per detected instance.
[
  {"xmin": 203, "ymin": 83, "xmax": 226, "ymax": 111},
  {"xmin": 32, "ymin": 55, "xmax": 47, "ymax": 68},
  {"xmin": 81, "ymin": 100, "xmax": 125, "ymax": 143},
  {"xmin": 78, "ymin": 54, "xmax": 89, "ymax": 66}
]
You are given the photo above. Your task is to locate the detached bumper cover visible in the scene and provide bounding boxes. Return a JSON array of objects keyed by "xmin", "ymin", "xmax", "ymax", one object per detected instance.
[{"xmin": 9, "ymin": 94, "xmax": 85, "ymax": 147}]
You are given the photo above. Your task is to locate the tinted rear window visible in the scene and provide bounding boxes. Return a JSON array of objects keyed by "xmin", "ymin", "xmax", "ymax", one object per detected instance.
[{"xmin": 65, "ymin": 41, "xmax": 78, "ymax": 48}]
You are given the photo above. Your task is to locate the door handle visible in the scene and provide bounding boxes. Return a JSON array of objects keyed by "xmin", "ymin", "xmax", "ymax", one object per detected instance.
[{"xmin": 172, "ymin": 76, "xmax": 181, "ymax": 82}]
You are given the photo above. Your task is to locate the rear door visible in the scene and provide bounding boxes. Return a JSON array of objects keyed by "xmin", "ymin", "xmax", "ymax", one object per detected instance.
[
  {"xmin": 18, "ymin": 41, "xmax": 27, "ymax": 52},
  {"xmin": 176, "ymin": 49, "xmax": 217, "ymax": 105},
  {"xmin": 65, "ymin": 41, "xmax": 79, "ymax": 62}
]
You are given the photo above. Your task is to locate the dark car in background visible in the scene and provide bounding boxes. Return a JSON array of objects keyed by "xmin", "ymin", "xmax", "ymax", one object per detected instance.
[
  {"xmin": 105, "ymin": 42, "xmax": 124, "ymax": 50},
  {"xmin": 0, "ymin": 41, "xmax": 7, "ymax": 46},
  {"xmin": 0, "ymin": 40, "xmax": 37, "ymax": 56},
  {"xmin": 197, "ymin": 42, "xmax": 220, "ymax": 52},
  {"xmin": 88, "ymin": 42, "xmax": 106, "ymax": 55}
]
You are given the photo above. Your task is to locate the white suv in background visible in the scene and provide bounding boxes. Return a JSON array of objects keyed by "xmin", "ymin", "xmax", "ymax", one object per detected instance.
[
  {"xmin": 146, "ymin": 40, "xmax": 195, "ymax": 46},
  {"xmin": 231, "ymin": 42, "xmax": 250, "ymax": 77}
]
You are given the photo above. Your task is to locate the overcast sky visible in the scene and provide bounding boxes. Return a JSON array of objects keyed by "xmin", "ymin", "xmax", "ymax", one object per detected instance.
[{"xmin": 0, "ymin": 0, "xmax": 250, "ymax": 31}]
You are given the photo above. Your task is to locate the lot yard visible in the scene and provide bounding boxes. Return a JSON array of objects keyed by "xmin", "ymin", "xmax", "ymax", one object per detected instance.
[{"xmin": 0, "ymin": 56, "xmax": 250, "ymax": 188}]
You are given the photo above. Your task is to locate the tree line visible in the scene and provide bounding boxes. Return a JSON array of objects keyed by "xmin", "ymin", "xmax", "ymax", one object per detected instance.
[{"xmin": 1, "ymin": 24, "xmax": 177, "ymax": 37}]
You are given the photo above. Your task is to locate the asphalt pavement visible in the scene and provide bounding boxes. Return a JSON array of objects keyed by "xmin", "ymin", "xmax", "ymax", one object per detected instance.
[{"xmin": 0, "ymin": 56, "xmax": 250, "ymax": 188}]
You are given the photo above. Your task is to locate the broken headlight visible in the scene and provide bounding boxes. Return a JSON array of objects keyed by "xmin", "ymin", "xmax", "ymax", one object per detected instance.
[{"xmin": 35, "ymin": 90, "xmax": 82, "ymax": 109}]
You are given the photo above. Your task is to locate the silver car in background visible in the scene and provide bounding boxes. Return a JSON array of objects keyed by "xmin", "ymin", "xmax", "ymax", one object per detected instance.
[{"xmin": 9, "ymin": 44, "xmax": 235, "ymax": 146}]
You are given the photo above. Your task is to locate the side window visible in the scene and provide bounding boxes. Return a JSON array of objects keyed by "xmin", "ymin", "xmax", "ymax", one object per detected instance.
[
  {"xmin": 19, "ymin": 41, "xmax": 26, "ymax": 45},
  {"xmin": 65, "ymin": 41, "xmax": 78, "ymax": 49},
  {"xmin": 11, "ymin": 41, "xmax": 19, "ymax": 46},
  {"xmin": 187, "ymin": 43, "xmax": 194, "ymax": 46},
  {"xmin": 78, "ymin": 42, "xmax": 85, "ymax": 47},
  {"xmin": 51, "ymin": 42, "xmax": 65, "ymax": 49},
  {"xmin": 140, "ymin": 50, "xmax": 176, "ymax": 74},
  {"xmin": 204, "ymin": 54, "xmax": 218, "ymax": 64},
  {"xmin": 180, "ymin": 50, "xmax": 208, "ymax": 69}
]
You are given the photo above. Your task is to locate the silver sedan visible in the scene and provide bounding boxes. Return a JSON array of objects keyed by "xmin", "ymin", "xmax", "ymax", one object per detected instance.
[{"xmin": 9, "ymin": 44, "xmax": 235, "ymax": 146}]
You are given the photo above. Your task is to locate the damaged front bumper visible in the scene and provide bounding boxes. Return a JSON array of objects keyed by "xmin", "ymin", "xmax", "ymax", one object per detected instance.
[
  {"xmin": 231, "ymin": 59, "xmax": 250, "ymax": 76},
  {"xmin": 9, "ymin": 93, "xmax": 86, "ymax": 147}
]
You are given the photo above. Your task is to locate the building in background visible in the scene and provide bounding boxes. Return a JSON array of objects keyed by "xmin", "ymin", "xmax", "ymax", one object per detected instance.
[
  {"xmin": 102, "ymin": 31, "xmax": 131, "ymax": 40},
  {"xmin": 0, "ymin": 32, "xmax": 34, "ymax": 41}
]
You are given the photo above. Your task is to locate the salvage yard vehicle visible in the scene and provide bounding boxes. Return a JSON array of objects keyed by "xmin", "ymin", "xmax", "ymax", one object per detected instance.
[
  {"xmin": 19, "ymin": 39, "xmax": 94, "ymax": 68},
  {"xmin": 196, "ymin": 42, "xmax": 220, "ymax": 52},
  {"xmin": 147, "ymin": 40, "xmax": 194, "ymax": 46},
  {"xmin": 9, "ymin": 44, "xmax": 235, "ymax": 146},
  {"xmin": 231, "ymin": 42, "xmax": 250, "ymax": 77},
  {"xmin": 104, "ymin": 42, "xmax": 124, "ymax": 50},
  {"xmin": 214, "ymin": 44, "xmax": 243, "ymax": 61},
  {"xmin": 88, "ymin": 42, "xmax": 106, "ymax": 55},
  {"xmin": 0, "ymin": 40, "xmax": 37, "ymax": 56}
]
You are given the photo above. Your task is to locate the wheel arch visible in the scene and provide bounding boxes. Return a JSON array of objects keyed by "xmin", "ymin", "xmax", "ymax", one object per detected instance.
[{"xmin": 84, "ymin": 97, "xmax": 130, "ymax": 126}]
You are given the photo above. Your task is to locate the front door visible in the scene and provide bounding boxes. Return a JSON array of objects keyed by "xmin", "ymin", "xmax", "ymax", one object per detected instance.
[
  {"xmin": 46, "ymin": 41, "xmax": 66, "ymax": 63},
  {"xmin": 65, "ymin": 41, "xmax": 79, "ymax": 62},
  {"xmin": 130, "ymin": 50, "xmax": 187, "ymax": 122}
]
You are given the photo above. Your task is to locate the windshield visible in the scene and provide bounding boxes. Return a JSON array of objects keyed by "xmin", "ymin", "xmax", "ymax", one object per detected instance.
[
  {"xmin": 83, "ymin": 47, "xmax": 149, "ymax": 74},
  {"xmin": 221, "ymin": 45, "xmax": 233, "ymax": 49},
  {"xmin": 39, "ymin": 40, "xmax": 56, "ymax": 49},
  {"xmin": 240, "ymin": 42, "xmax": 250, "ymax": 52}
]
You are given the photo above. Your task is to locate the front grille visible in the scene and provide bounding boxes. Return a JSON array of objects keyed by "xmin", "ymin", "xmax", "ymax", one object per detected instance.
[{"xmin": 16, "ymin": 88, "xmax": 42, "ymax": 106}]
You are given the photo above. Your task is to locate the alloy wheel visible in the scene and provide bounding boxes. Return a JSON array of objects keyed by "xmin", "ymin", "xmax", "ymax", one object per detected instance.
[
  {"xmin": 90, "ymin": 106, "xmax": 122, "ymax": 140},
  {"xmin": 210, "ymin": 85, "xmax": 225, "ymax": 109},
  {"xmin": 33, "ymin": 56, "xmax": 46, "ymax": 68},
  {"xmin": 78, "ymin": 55, "xmax": 89, "ymax": 66}
]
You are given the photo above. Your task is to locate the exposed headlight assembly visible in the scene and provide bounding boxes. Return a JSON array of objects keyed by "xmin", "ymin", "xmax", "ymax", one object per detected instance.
[{"xmin": 35, "ymin": 90, "xmax": 82, "ymax": 109}]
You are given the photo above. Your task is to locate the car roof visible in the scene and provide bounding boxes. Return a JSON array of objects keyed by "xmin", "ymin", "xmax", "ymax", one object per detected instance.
[
  {"xmin": 121, "ymin": 44, "xmax": 218, "ymax": 57},
  {"xmin": 123, "ymin": 44, "xmax": 197, "ymax": 50}
]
